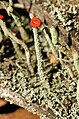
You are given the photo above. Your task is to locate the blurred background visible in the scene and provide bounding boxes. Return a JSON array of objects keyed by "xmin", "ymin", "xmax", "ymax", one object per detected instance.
[{"xmin": 0, "ymin": 98, "xmax": 40, "ymax": 119}]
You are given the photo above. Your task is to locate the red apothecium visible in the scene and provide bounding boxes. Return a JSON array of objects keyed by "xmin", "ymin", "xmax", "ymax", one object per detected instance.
[
  {"xmin": 30, "ymin": 17, "xmax": 41, "ymax": 28},
  {"xmin": 0, "ymin": 15, "xmax": 4, "ymax": 20}
]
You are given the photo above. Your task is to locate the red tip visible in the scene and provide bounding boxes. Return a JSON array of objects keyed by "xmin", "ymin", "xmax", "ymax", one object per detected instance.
[
  {"xmin": 0, "ymin": 15, "xmax": 4, "ymax": 20},
  {"xmin": 30, "ymin": 17, "xmax": 41, "ymax": 28}
]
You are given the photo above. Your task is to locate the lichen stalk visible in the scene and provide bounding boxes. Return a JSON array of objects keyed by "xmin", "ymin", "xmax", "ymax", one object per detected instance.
[
  {"xmin": 0, "ymin": 20, "xmax": 34, "ymax": 74},
  {"xmin": 33, "ymin": 28, "xmax": 47, "ymax": 81},
  {"xmin": 43, "ymin": 29, "xmax": 58, "ymax": 58}
]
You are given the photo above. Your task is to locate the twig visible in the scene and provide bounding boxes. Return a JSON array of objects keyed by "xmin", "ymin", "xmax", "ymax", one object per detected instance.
[{"xmin": 0, "ymin": 87, "xmax": 56, "ymax": 119}]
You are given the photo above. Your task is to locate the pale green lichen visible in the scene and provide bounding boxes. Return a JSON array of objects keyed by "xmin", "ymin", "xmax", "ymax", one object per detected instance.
[
  {"xmin": 49, "ymin": 26, "xmax": 58, "ymax": 45},
  {"xmin": 0, "ymin": 1, "xmax": 79, "ymax": 119},
  {"xmin": 31, "ymin": 26, "xmax": 50, "ymax": 92},
  {"xmin": 72, "ymin": 49, "xmax": 79, "ymax": 106},
  {"xmin": 43, "ymin": 29, "xmax": 58, "ymax": 58},
  {"xmin": 0, "ymin": 20, "xmax": 34, "ymax": 74}
]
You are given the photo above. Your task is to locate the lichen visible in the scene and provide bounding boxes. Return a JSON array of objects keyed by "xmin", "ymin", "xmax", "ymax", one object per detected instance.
[{"xmin": 0, "ymin": 0, "xmax": 79, "ymax": 119}]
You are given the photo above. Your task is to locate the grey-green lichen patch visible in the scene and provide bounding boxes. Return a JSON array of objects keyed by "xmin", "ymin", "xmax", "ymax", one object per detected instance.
[
  {"xmin": 0, "ymin": 42, "xmax": 79, "ymax": 118},
  {"xmin": 0, "ymin": 0, "xmax": 79, "ymax": 119}
]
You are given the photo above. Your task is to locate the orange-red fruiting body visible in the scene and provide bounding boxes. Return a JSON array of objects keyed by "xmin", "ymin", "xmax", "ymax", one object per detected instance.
[
  {"xmin": 30, "ymin": 17, "xmax": 41, "ymax": 28},
  {"xmin": 0, "ymin": 15, "xmax": 4, "ymax": 20}
]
